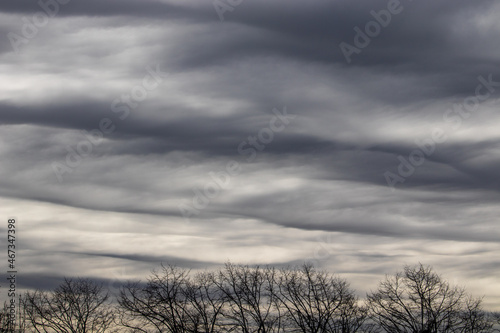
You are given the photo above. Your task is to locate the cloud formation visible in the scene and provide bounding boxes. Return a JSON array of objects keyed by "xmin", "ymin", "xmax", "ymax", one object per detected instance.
[{"xmin": 1, "ymin": 0, "xmax": 499, "ymax": 309}]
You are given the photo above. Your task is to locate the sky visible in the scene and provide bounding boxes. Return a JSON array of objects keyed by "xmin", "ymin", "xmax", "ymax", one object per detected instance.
[{"xmin": 0, "ymin": 0, "xmax": 500, "ymax": 310}]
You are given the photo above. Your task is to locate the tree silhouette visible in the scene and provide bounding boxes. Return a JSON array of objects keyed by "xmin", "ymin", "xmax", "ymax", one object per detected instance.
[
  {"xmin": 23, "ymin": 277, "xmax": 116, "ymax": 333},
  {"xmin": 118, "ymin": 264, "xmax": 228, "ymax": 333},
  {"xmin": 15, "ymin": 263, "xmax": 497, "ymax": 333},
  {"xmin": 273, "ymin": 264, "xmax": 372, "ymax": 333},
  {"xmin": 367, "ymin": 263, "xmax": 492, "ymax": 333},
  {"xmin": 212, "ymin": 263, "xmax": 283, "ymax": 333}
]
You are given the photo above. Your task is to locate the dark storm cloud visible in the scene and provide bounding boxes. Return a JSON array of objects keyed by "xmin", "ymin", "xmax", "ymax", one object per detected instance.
[
  {"xmin": 3, "ymin": 0, "xmax": 498, "ymax": 81},
  {"xmin": 0, "ymin": 101, "xmax": 112, "ymax": 129},
  {"xmin": 202, "ymin": 188, "xmax": 500, "ymax": 243},
  {"xmin": 0, "ymin": 0, "xmax": 213, "ymax": 21},
  {"xmin": 18, "ymin": 274, "xmax": 65, "ymax": 291},
  {"xmin": 155, "ymin": 0, "xmax": 500, "ymax": 96},
  {"xmin": 71, "ymin": 251, "xmax": 216, "ymax": 268},
  {"xmin": 0, "ymin": 100, "xmax": 331, "ymax": 158}
]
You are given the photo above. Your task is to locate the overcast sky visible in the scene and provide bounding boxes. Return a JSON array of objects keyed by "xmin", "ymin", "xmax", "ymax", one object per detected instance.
[{"xmin": 1, "ymin": 0, "xmax": 500, "ymax": 309}]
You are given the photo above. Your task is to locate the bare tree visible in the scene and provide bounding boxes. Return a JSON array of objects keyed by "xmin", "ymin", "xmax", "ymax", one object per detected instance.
[
  {"xmin": 272, "ymin": 264, "xmax": 365, "ymax": 333},
  {"xmin": 0, "ymin": 294, "xmax": 29, "ymax": 333},
  {"xmin": 23, "ymin": 277, "xmax": 116, "ymax": 333},
  {"xmin": 459, "ymin": 297, "xmax": 494, "ymax": 333},
  {"xmin": 183, "ymin": 271, "xmax": 227, "ymax": 333},
  {"xmin": 212, "ymin": 263, "xmax": 284, "ymax": 333},
  {"xmin": 116, "ymin": 262, "xmax": 495, "ymax": 333},
  {"xmin": 490, "ymin": 312, "xmax": 500, "ymax": 333},
  {"xmin": 117, "ymin": 263, "xmax": 373, "ymax": 333},
  {"xmin": 118, "ymin": 265, "xmax": 191, "ymax": 333},
  {"xmin": 366, "ymin": 263, "xmax": 492, "ymax": 333},
  {"xmin": 332, "ymin": 292, "xmax": 377, "ymax": 333},
  {"xmin": 118, "ymin": 264, "xmax": 226, "ymax": 333},
  {"xmin": 0, "ymin": 300, "xmax": 16, "ymax": 332}
]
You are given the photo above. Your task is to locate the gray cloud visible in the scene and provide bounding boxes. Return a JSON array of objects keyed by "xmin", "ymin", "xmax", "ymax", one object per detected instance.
[{"xmin": 1, "ymin": 0, "xmax": 500, "ymax": 310}]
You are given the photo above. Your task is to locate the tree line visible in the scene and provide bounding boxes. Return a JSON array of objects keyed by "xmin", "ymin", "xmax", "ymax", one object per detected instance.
[{"xmin": 1, "ymin": 263, "xmax": 499, "ymax": 332}]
